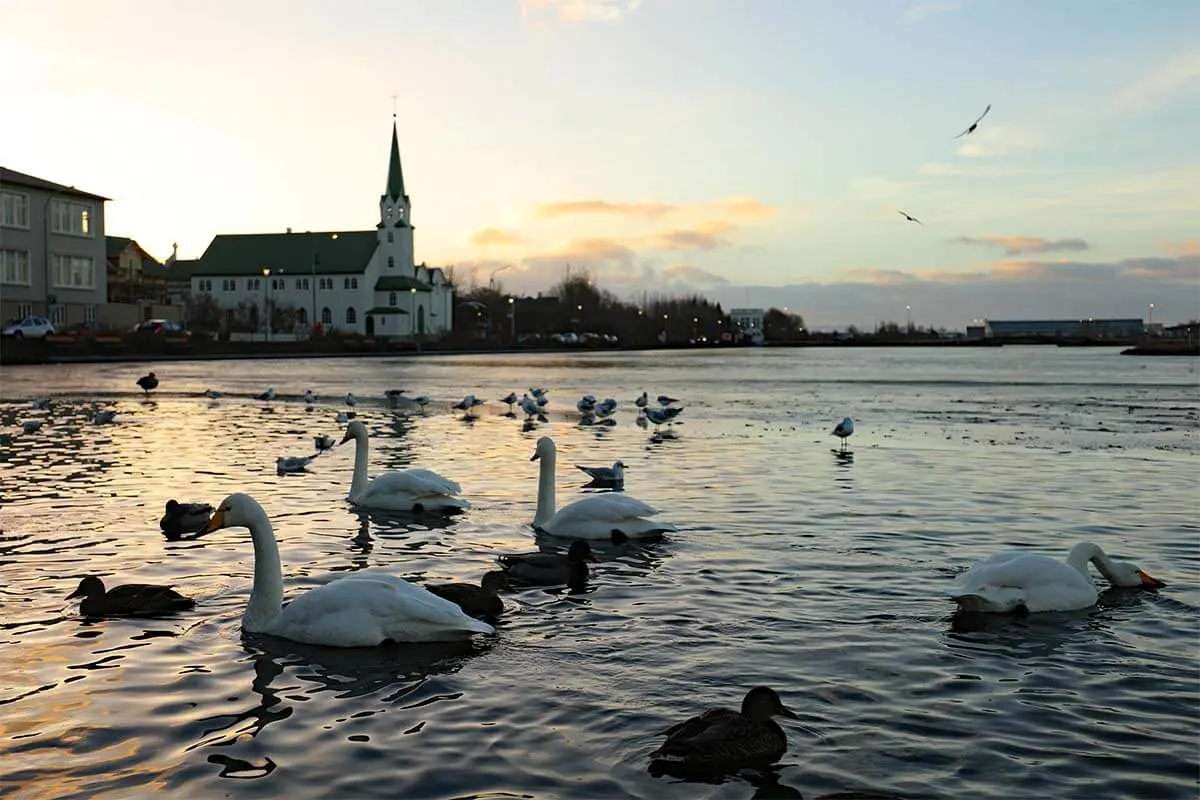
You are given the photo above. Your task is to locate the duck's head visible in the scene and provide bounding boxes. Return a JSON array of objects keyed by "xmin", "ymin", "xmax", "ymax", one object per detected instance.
[
  {"xmin": 567, "ymin": 540, "xmax": 598, "ymax": 563},
  {"xmin": 480, "ymin": 570, "xmax": 510, "ymax": 593},
  {"xmin": 741, "ymin": 686, "xmax": 799, "ymax": 722},
  {"xmin": 531, "ymin": 436, "xmax": 557, "ymax": 461},
  {"xmin": 339, "ymin": 419, "xmax": 368, "ymax": 445},
  {"xmin": 67, "ymin": 575, "xmax": 106, "ymax": 600},
  {"xmin": 203, "ymin": 493, "xmax": 263, "ymax": 533},
  {"xmin": 164, "ymin": 499, "xmax": 181, "ymax": 514}
]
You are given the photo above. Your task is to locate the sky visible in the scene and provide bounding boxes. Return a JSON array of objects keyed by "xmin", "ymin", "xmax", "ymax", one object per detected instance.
[{"xmin": 2, "ymin": 0, "xmax": 1198, "ymax": 329}]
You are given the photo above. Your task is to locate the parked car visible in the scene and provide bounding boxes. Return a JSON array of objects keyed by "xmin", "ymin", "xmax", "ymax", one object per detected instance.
[
  {"xmin": 61, "ymin": 320, "xmax": 114, "ymax": 342},
  {"xmin": 2, "ymin": 316, "xmax": 55, "ymax": 339},
  {"xmin": 134, "ymin": 319, "xmax": 189, "ymax": 336}
]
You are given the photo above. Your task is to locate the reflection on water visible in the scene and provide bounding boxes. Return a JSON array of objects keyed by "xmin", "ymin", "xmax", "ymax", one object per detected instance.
[{"xmin": 0, "ymin": 348, "xmax": 1197, "ymax": 799}]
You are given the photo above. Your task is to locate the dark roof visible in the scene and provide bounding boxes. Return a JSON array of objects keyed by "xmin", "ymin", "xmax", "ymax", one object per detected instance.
[
  {"xmin": 375, "ymin": 275, "xmax": 432, "ymax": 292},
  {"xmin": 165, "ymin": 259, "xmax": 200, "ymax": 281},
  {"xmin": 0, "ymin": 167, "xmax": 111, "ymax": 201},
  {"xmin": 366, "ymin": 306, "xmax": 409, "ymax": 315},
  {"xmin": 385, "ymin": 122, "xmax": 406, "ymax": 201},
  {"xmin": 195, "ymin": 231, "xmax": 377, "ymax": 276},
  {"xmin": 106, "ymin": 236, "xmax": 132, "ymax": 258}
]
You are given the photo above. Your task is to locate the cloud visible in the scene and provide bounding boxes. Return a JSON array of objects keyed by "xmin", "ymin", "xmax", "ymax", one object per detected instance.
[
  {"xmin": 661, "ymin": 264, "xmax": 730, "ymax": 285},
  {"xmin": 469, "ymin": 227, "xmax": 524, "ymax": 247},
  {"xmin": 644, "ymin": 221, "xmax": 735, "ymax": 251},
  {"xmin": 713, "ymin": 197, "xmax": 778, "ymax": 220},
  {"xmin": 518, "ymin": 0, "xmax": 643, "ymax": 25},
  {"xmin": 952, "ymin": 236, "xmax": 1090, "ymax": 256},
  {"xmin": 532, "ymin": 199, "xmax": 678, "ymax": 220},
  {"xmin": 1162, "ymin": 239, "xmax": 1200, "ymax": 257},
  {"xmin": 904, "ymin": 2, "xmax": 963, "ymax": 20},
  {"xmin": 1113, "ymin": 49, "xmax": 1200, "ymax": 113}
]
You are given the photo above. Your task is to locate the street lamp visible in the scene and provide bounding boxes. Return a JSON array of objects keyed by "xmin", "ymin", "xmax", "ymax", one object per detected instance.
[
  {"xmin": 1148, "ymin": 303, "xmax": 1156, "ymax": 327},
  {"xmin": 508, "ymin": 296, "xmax": 515, "ymax": 340},
  {"xmin": 410, "ymin": 287, "xmax": 417, "ymax": 337},
  {"xmin": 261, "ymin": 267, "xmax": 271, "ymax": 342},
  {"xmin": 906, "ymin": 304, "xmax": 912, "ymax": 330}
]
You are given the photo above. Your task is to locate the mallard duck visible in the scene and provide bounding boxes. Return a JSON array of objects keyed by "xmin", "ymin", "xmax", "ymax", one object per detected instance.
[
  {"xmin": 498, "ymin": 540, "xmax": 596, "ymax": 590},
  {"xmin": 201, "ymin": 493, "xmax": 494, "ymax": 646},
  {"xmin": 649, "ymin": 686, "xmax": 799, "ymax": 774},
  {"xmin": 67, "ymin": 575, "xmax": 196, "ymax": 617},
  {"xmin": 136, "ymin": 372, "xmax": 158, "ymax": 395},
  {"xmin": 425, "ymin": 571, "xmax": 508, "ymax": 618},
  {"xmin": 159, "ymin": 499, "xmax": 214, "ymax": 540}
]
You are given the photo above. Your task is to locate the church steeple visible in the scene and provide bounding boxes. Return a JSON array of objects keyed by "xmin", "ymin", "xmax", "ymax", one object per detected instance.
[{"xmin": 385, "ymin": 120, "xmax": 406, "ymax": 202}]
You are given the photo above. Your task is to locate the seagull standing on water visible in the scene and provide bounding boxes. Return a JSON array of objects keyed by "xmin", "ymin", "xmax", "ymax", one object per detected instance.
[
  {"xmin": 257, "ymin": 387, "xmax": 276, "ymax": 402},
  {"xmin": 137, "ymin": 372, "xmax": 158, "ymax": 396},
  {"xmin": 832, "ymin": 416, "xmax": 854, "ymax": 452}
]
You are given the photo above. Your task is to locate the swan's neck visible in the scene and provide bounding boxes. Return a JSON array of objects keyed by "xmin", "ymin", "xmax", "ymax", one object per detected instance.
[
  {"xmin": 1066, "ymin": 542, "xmax": 1108, "ymax": 581},
  {"xmin": 245, "ymin": 506, "xmax": 284, "ymax": 631},
  {"xmin": 350, "ymin": 433, "xmax": 370, "ymax": 499},
  {"xmin": 534, "ymin": 453, "xmax": 557, "ymax": 527}
]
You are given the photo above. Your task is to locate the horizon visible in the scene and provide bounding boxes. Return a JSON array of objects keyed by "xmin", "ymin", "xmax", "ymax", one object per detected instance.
[{"xmin": 2, "ymin": 0, "xmax": 1198, "ymax": 329}]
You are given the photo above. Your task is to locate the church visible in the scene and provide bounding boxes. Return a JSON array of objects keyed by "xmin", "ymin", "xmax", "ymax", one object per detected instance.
[{"xmin": 186, "ymin": 122, "xmax": 453, "ymax": 338}]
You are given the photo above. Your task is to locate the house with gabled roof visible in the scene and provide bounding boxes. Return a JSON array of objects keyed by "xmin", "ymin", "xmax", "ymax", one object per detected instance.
[{"xmin": 186, "ymin": 121, "xmax": 453, "ymax": 338}]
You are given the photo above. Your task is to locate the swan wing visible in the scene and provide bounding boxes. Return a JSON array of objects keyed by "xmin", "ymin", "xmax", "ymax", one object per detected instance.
[
  {"xmin": 274, "ymin": 574, "xmax": 493, "ymax": 645},
  {"xmin": 364, "ymin": 468, "xmax": 462, "ymax": 499},
  {"xmin": 950, "ymin": 552, "xmax": 1097, "ymax": 612},
  {"xmin": 554, "ymin": 493, "xmax": 660, "ymax": 523}
]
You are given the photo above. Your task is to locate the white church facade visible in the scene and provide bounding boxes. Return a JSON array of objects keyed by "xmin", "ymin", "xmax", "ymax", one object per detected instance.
[{"xmin": 185, "ymin": 122, "xmax": 453, "ymax": 338}]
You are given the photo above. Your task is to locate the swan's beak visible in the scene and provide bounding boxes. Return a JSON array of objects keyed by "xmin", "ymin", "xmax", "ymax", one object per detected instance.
[
  {"xmin": 1137, "ymin": 569, "xmax": 1165, "ymax": 589},
  {"xmin": 530, "ymin": 452, "xmax": 540, "ymax": 461},
  {"xmin": 339, "ymin": 432, "xmax": 352, "ymax": 445},
  {"xmin": 202, "ymin": 510, "xmax": 226, "ymax": 534}
]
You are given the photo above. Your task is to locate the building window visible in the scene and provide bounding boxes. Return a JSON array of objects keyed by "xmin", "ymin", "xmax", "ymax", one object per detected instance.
[
  {"xmin": 343, "ymin": 278, "xmax": 350, "ymax": 290},
  {"xmin": 351, "ymin": 278, "xmax": 358, "ymax": 289},
  {"xmin": 297, "ymin": 308, "xmax": 308, "ymax": 324},
  {"xmin": 51, "ymin": 305, "xmax": 67, "ymax": 326},
  {"xmin": 271, "ymin": 278, "xmax": 283, "ymax": 291},
  {"xmin": 346, "ymin": 307, "xmax": 356, "ymax": 325},
  {"xmin": 321, "ymin": 306, "xmax": 332, "ymax": 325},
  {"xmin": 389, "ymin": 292, "xmax": 397, "ymax": 306},
  {"xmin": 387, "ymin": 232, "xmax": 393, "ymax": 243},
  {"xmin": 50, "ymin": 199, "xmax": 93, "ymax": 237},
  {"xmin": 319, "ymin": 278, "xmax": 331, "ymax": 290},
  {"xmin": 387, "ymin": 256, "xmax": 394, "ymax": 269},
  {"xmin": 222, "ymin": 279, "xmax": 236, "ymax": 292},
  {"xmin": 17, "ymin": 302, "xmax": 33, "ymax": 317},
  {"xmin": 198, "ymin": 279, "xmax": 213, "ymax": 292},
  {"xmin": 51, "ymin": 254, "xmax": 95, "ymax": 289},
  {"xmin": 1, "ymin": 191, "xmax": 30, "ymax": 228},
  {"xmin": 1, "ymin": 249, "xmax": 31, "ymax": 285},
  {"xmin": 84, "ymin": 304, "xmax": 97, "ymax": 322}
]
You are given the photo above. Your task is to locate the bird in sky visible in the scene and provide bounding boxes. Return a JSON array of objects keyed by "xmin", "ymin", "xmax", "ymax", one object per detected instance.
[
  {"xmin": 897, "ymin": 210, "xmax": 923, "ymax": 225},
  {"xmin": 954, "ymin": 104, "xmax": 992, "ymax": 139}
]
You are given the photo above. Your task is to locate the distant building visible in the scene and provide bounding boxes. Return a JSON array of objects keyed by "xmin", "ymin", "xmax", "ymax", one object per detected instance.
[
  {"xmin": 730, "ymin": 307, "xmax": 765, "ymax": 342},
  {"xmin": 185, "ymin": 122, "xmax": 453, "ymax": 338},
  {"xmin": 981, "ymin": 318, "xmax": 1144, "ymax": 339},
  {"xmin": 0, "ymin": 167, "xmax": 109, "ymax": 327},
  {"xmin": 106, "ymin": 236, "xmax": 167, "ymax": 305}
]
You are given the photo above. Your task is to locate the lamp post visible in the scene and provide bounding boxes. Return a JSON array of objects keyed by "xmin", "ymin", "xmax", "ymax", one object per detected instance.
[
  {"xmin": 410, "ymin": 287, "xmax": 417, "ymax": 337},
  {"xmin": 261, "ymin": 267, "xmax": 271, "ymax": 342},
  {"xmin": 508, "ymin": 296, "xmax": 515, "ymax": 340},
  {"xmin": 906, "ymin": 304, "xmax": 912, "ymax": 330},
  {"xmin": 1148, "ymin": 303, "xmax": 1155, "ymax": 328}
]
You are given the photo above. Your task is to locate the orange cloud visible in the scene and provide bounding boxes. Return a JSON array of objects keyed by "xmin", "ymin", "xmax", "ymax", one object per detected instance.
[
  {"xmin": 469, "ymin": 227, "xmax": 524, "ymax": 247},
  {"xmin": 712, "ymin": 197, "xmax": 778, "ymax": 220},
  {"xmin": 1162, "ymin": 239, "xmax": 1200, "ymax": 256},
  {"xmin": 532, "ymin": 200, "xmax": 677, "ymax": 220},
  {"xmin": 953, "ymin": 235, "xmax": 1090, "ymax": 256},
  {"xmin": 644, "ymin": 221, "xmax": 735, "ymax": 251}
]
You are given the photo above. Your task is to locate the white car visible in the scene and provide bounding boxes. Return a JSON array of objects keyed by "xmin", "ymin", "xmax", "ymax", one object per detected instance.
[{"xmin": 2, "ymin": 316, "xmax": 56, "ymax": 339}]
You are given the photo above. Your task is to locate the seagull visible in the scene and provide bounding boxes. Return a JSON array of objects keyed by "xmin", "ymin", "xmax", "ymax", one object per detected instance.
[
  {"xmin": 954, "ymin": 104, "xmax": 991, "ymax": 139},
  {"xmin": 22, "ymin": 420, "xmax": 44, "ymax": 434},
  {"xmin": 303, "ymin": 389, "xmax": 315, "ymax": 405},
  {"xmin": 454, "ymin": 394, "xmax": 484, "ymax": 412},
  {"xmin": 657, "ymin": 394, "xmax": 679, "ymax": 407},
  {"xmin": 93, "ymin": 409, "xmax": 118, "ymax": 425},
  {"xmin": 594, "ymin": 398, "xmax": 618, "ymax": 418},
  {"xmin": 833, "ymin": 416, "xmax": 854, "ymax": 452},
  {"xmin": 577, "ymin": 395, "xmax": 597, "ymax": 414},
  {"xmin": 136, "ymin": 372, "xmax": 158, "ymax": 395},
  {"xmin": 412, "ymin": 395, "xmax": 430, "ymax": 411},
  {"xmin": 500, "ymin": 392, "xmax": 519, "ymax": 413},
  {"xmin": 203, "ymin": 389, "xmax": 222, "ymax": 400},
  {"xmin": 345, "ymin": 393, "xmax": 357, "ymax": 407},
  {"xmin": 335, "ymin": 411, "xmax": 352, "ymax": 424},
  {"xmin": 276, "ymin": 455, "xmax": 314, "ymax": 474},
  {"xmin": 644, "ymin": 407, "xmax": 680, "ymax": 428},
  {"xmin": 518, "ymin": 394, "xmax": 540, "ymax": 419},
  {"xmin": 257, "ymin": 387, "xmax": 276, "ymax": 402},
  {"xmin": 634, "ymin": 391, "xmax": 649, "ymax": 408},
  {"xmin": 576, "ymin": 460, "xmax": 626, "ymax": 484},
  {"xmin": 314, "ymin": 434, "xmax": 336, "ymax": 452},
  {"xmin": 30, "ymin": 397, "xmax": 50, "ymax": 410},
  {"xmin": 897, "ymin": 210, "xmax": 923, "ymax": 225}
]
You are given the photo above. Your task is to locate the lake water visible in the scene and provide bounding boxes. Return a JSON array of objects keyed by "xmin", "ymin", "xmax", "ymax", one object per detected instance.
[{"xmin": 1, "ymin": 346, "xmax": 1197, "ymax": 800}]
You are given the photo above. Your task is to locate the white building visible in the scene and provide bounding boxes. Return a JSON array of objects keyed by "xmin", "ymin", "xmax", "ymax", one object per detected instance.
[
  {"xmin": 730, "ymin": 307, "xmax": 765, "ymax": 344},
  {"xmin": 187, "ymin": 122, "xmax": 453, "ymax": 338}
]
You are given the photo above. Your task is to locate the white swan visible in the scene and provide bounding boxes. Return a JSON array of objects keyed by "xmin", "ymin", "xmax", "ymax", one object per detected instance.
[
  {"xmin": 948, "ymin": 541, "xmax": 1164, "ymax": 613},
  {"xmin": 340, "ymin": 420, "xmax": 470, "ymax": 512},
  {"xmin": 202, "ymin": 493, "xmax": 493, "ymax": 645},
  {"xmin": 531, "ymin": 436, "xmax": 675, "ymax": 540}
]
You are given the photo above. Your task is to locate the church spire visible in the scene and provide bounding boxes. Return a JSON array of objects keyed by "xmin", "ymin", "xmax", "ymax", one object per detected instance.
[{"xmin": 385, "ymin": 119, "xmax": 406, "ymax": 201}]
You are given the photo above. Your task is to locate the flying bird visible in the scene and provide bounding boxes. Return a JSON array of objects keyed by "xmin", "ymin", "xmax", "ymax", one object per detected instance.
[
  {"xmin": 954, "ymin": 104, "xmax": 991, "ymax": 139},
  {"xmin": 897, "ymin": 210, "xmax": 923, "ymax": 225}
]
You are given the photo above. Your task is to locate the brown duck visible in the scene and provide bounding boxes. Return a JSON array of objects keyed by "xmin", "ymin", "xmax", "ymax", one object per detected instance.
[
  {"xmin": 425, "ymin": 570, "xmax": 508, "ymax": 619},
  {"xmin": 67, "ymin": 575, "xmax": 196, "ymax": 617},
  {"xmin": 649, "ymin": 686, "xmax": 799, "ymax": 774}
]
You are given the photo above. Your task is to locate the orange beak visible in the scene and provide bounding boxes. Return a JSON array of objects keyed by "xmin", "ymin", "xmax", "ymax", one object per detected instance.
[
  {"xmin": 202, "ymin": 509, "xmax": 226, "ymax": 534},
  {"xmin": 1137, "ymin": 569, "xmax": 1165, "ymax": 589}
]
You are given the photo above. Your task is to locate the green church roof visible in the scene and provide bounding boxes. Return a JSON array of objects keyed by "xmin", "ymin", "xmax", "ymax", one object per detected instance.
[
  {"xmin": 375, "ymin": 275, "xmax": 432, "ymax": 292},
  {"xmin": 195, "ymin": 231, "xmax": 377, "ymax": 276},
  {"xmin": 385, "ymin": 122, "xmax": 406, "ymax": 201}
]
